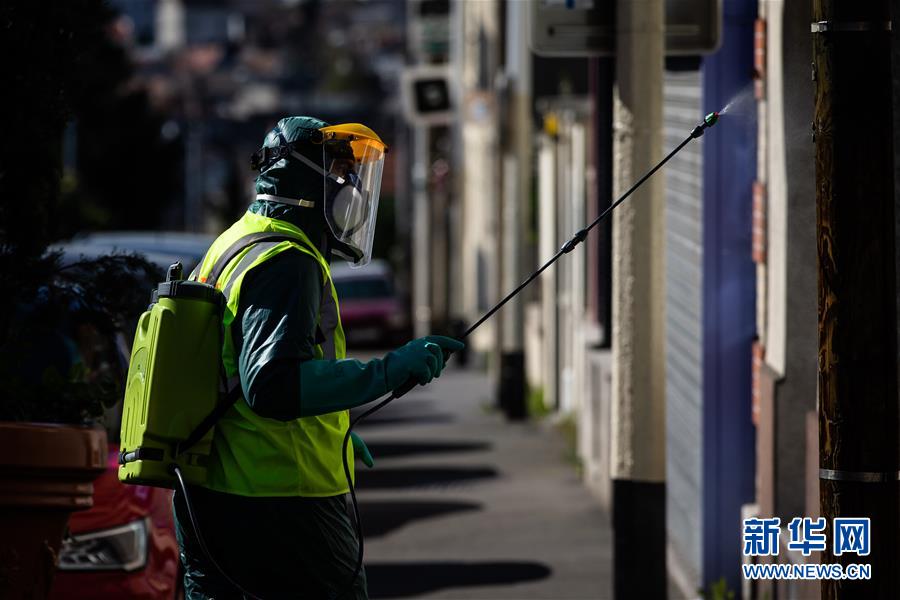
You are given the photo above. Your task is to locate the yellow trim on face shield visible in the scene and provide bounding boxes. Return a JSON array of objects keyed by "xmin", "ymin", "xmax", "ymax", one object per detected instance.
[{"xmin": 318, "ymin": 123, "xmax": 388, "ymax": 162}]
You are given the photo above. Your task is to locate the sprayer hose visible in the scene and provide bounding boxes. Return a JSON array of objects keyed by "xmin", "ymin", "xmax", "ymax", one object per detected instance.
[{"xmin": 171, "ymin": 465, "xmax": 266, "ymax": 599}]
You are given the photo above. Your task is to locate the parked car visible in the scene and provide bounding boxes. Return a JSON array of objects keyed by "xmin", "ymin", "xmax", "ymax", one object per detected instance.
[
  {"xmin": 331, "ymin": 260, "xmax": 410, "ymax": 348},
  {"xmin": 49, "ymin": 231, "xmax": 213, "ymax": 600},
  {"xmin": 56, "ymin": 231, "xmax": 215, "ymax": 277}
]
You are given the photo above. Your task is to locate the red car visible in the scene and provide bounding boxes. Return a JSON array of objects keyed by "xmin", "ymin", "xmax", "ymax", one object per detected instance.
[
  {"xmin": 49, "ymin": 232, "xmax": 214, "ymax": 599},
  {"xmin": 51, "ymin": 446, "xmax": 180, "ymax": 599},
  {"xmin": 331, "ymin": 260, "xmax": 410, "ymax": 347}
]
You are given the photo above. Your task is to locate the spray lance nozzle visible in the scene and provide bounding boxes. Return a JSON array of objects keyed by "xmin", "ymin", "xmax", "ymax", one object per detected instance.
[{"xmin": 690, "ymin": 111, "xmax": 720, "ymax": 139}]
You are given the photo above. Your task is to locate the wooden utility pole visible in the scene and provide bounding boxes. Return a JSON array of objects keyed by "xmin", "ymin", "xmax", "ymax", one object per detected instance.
[{"xmin": 813, "ymin": 1, "xmax": 899, "ymax": 597}]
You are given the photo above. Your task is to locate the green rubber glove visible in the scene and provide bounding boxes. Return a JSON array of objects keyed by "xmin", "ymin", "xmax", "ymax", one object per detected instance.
[
  {"xmin": 350, "ymin": 431, "xmax": 374, "ymax": 468},
  {"xmin": 383, "ymin": 335, "xmax": 466, "ymax": 390}
]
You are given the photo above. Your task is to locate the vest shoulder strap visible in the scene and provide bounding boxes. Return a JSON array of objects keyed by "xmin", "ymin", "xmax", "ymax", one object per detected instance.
[
  {"xmin": 205, "ymin": 232, "xmax": 305, "ymax": 288},
  {"xmin": 176, "ymin": 231, "xmax": 309, "ymax": 458}
]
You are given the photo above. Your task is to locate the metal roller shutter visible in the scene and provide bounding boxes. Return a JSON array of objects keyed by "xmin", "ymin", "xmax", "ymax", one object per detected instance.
[{"xmin": 663, "ymin": 68, "xmax": 704, "ymax": 586}]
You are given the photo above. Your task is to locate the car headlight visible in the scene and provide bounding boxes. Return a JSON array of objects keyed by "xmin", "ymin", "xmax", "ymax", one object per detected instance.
[{"xmin": 58, "ymin": 518, "xmax": 149, "ymax": 572}]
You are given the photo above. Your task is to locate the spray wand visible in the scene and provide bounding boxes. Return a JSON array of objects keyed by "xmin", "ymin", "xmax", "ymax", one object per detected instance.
[{"xmin": 337, "ymin": 111, "xmax": 720, "ymax": 598}]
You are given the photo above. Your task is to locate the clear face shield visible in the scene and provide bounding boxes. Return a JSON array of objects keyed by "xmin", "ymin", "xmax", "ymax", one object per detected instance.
[{"xmin": 319, "ymin": 125, "xmax": 386, "ymax": 267}]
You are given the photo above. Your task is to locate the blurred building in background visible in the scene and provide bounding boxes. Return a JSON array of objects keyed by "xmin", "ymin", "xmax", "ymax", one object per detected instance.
[
  {"xmin": 442, "ymin": 1, "xmax": 757, "ymax": 596},
  {"xmin": 749, "ymin": 1, "xmax": 819, "ymax": 598},
  {"xmin": 108, "ymin": 0, "xmax": 405, "ymax": 236},
  {"xmin": 59, "ymin": 0, "xmax": 882, "ymax": 596}
]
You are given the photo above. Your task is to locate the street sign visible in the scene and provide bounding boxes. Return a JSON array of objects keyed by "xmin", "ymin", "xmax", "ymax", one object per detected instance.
[
  {"xmin": 409, "ymin": 0, "xmax": 451, "ymax": 61},
  {"xmin": 667, "ymin": 0, "xmax": 721, "ymax": 55},
  {"xmin": 529, "ymin": 0, "xmax": 722, "ymax": 57},
  {"xmin": 401, "ymin": 65, "xmax": 455, "ymax": 125}
]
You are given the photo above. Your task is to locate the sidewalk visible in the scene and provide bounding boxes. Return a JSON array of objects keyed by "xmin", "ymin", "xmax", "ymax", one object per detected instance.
[{"xmin": 351, "ymin": 364, "xmax": 612, "ymax": 599}]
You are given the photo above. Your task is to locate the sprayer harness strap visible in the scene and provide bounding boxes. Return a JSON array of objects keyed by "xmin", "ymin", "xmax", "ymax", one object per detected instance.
[
  {"xmin": 176, "ymin": 231, "xmax": 307, "ymax": 458},
  {"xmin": 176, "ymin": 376, "xmax": 242, "ymax": 457}
]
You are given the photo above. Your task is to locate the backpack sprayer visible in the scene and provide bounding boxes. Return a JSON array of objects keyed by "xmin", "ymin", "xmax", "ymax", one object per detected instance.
[
  {"xmin": 118, "ymin": 232, "xmax": 302, "ymax": 490},
  {"xmin": 117, "ymin": 111, "xmax": 719, "ymax": 600}
]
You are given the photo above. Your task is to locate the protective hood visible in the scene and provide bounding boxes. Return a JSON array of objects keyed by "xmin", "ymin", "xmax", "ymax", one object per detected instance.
[
  {"xmin": 250, "ymin": 118, "xmax": 388, "ymax": 267},
  {"xmin": 254, "ymin": 116, "xmax": 328, "ymax": 209}
]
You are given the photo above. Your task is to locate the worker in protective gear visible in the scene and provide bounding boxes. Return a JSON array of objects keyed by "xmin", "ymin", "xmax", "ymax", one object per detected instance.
[{"xmin": 173, "ymin": 116, "xmax": 464, "ymax": 599}]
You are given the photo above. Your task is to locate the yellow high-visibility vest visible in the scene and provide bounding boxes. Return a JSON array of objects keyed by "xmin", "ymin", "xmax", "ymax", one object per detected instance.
[{"xmin": 192, "ymin": 210, "xmax": 352, "ymax": 497}]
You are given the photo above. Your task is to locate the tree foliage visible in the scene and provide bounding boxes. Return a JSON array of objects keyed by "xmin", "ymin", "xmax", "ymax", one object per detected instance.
[
  {"xmin": 0, "ymin": 0, "xmax": 179, "ymax": 249},
  {"xmin": 0, "ymin": 0, "xmax": 113, "ymax": 255},
  {"xmin": 0, "ymin": 1, "xmax": 166, "ymax": 422},
  {"xmin": 0, "ymin": 249, "xmax": 161, "ymax": 423}
]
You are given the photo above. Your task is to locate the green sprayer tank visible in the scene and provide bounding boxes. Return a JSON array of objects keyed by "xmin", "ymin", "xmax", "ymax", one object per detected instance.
[{"xmin": 118, "ymin": 263, "xmax": 224, "ymax": 488}]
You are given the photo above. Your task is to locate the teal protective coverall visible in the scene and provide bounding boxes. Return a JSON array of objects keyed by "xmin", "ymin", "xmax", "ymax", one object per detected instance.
[{"xmin": 174, "ymin": 116, "xmax": 463, "ymax": 599}]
